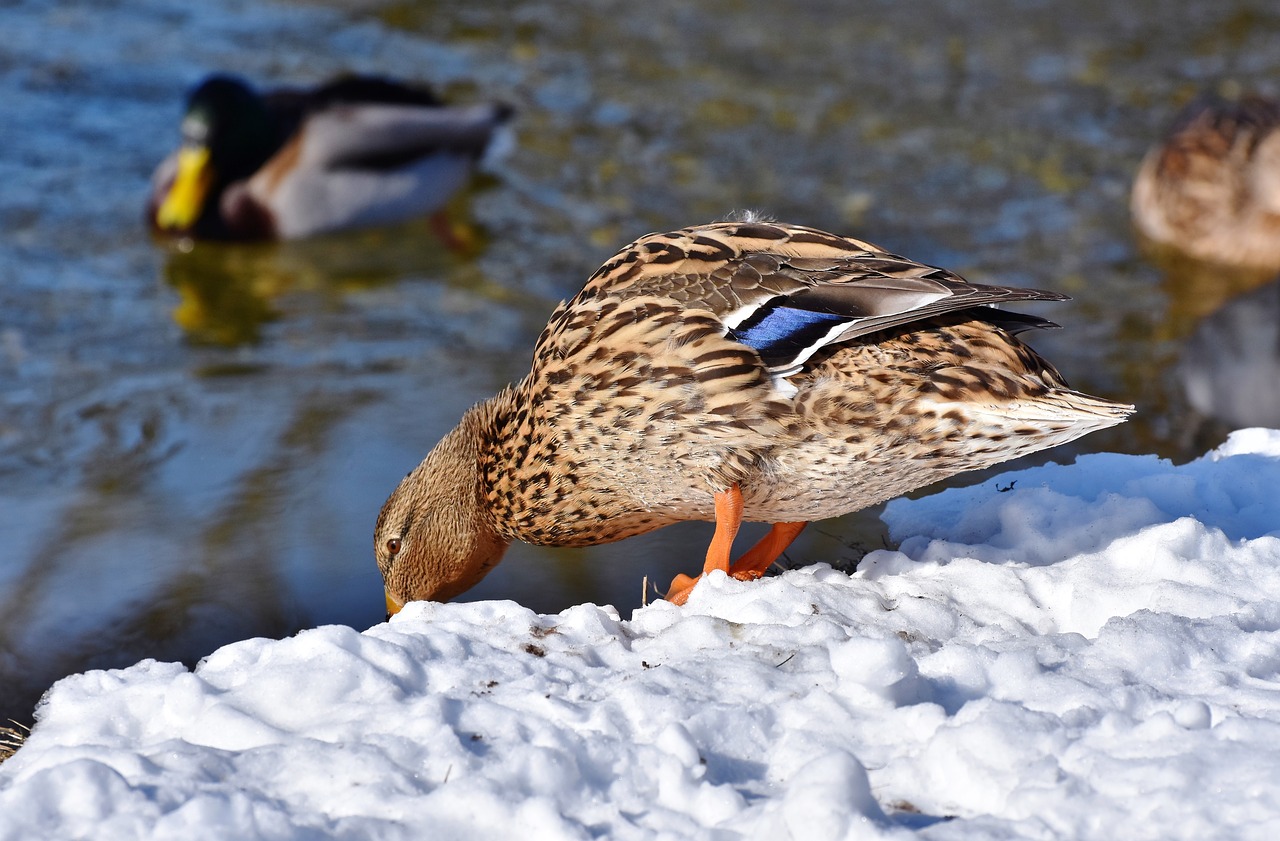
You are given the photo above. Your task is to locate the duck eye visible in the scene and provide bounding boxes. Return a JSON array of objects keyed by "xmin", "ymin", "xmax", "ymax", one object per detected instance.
[{"xmin": 385, "ymin": 538, "xmax": 402, "ymax": 557}]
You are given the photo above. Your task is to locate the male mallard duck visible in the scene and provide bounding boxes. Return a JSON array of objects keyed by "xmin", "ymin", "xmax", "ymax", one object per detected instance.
[
  {"xmin": 148, "ymin": 74, "xmax": 512, "ymax": 241},
  {"xmin": 376, "ymin": 221, "xmax": 1133, "ymax": 610},
  {"xmin": 1131, "ymin": 92, "xmax": 1280, "ymax": 269}
]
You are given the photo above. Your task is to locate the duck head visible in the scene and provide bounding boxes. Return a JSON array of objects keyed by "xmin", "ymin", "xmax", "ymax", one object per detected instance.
[
  {"xmin": 155, "ymin": 75, "xmax": 278, "ymax": 235},
  {"xmin": 374, "ymin": 407, "xmax": 510, "ymax": 616}
]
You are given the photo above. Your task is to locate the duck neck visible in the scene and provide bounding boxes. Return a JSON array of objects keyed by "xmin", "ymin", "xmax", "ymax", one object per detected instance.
[
  {"xmin": 407, "ymin": 398, "xmax": 515, "ymax": 602},
  {"xmin": 466, "ymin": 385, "xmax": 528, "ymax": 543}
]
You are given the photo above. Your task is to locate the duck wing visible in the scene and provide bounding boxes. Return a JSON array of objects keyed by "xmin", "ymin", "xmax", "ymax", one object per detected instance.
[
  {"xmin": 295, "ymin": 101, "xmax": 513, "ymax": 171},
  {"xmin": 581, "ymin": 221, "xmax": 1067, "ymax": 377}
]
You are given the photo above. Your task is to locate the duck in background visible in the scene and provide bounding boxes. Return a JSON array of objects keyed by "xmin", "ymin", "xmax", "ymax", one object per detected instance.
[
  {"xmin": 1131, "ymin": 91, "xmax": 1280, "ymax": 271},
  {"xmin": 148, "ymin": 74, "xmax": 513, "ymax": 242},
  {"xmin": 374, "ymin": 220, "xmax": 1133, "ymax": 611}
]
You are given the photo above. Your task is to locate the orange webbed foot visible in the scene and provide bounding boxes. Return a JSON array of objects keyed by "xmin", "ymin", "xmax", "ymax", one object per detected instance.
[
  {"xmin": 728, "ymin": 521, "xmax": 807, "ymax": 580},
  {"xmin": 664, "ymin": 573, "xmax": 701, "ymax": 606},
  {"xmin": 661, "ymin": 487, "xmax": 809, "ymax": 605},
  {"xmin": 663, "ymin": 567, "xmax": 766, "ymax": 606},
  {"xmin": 662, "ymin": 485, "xmax": 743, "ymax": 605}
]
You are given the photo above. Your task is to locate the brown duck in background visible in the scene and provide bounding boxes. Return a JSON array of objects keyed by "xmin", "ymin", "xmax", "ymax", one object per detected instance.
[
  {"xmin": 1131, "ymin": 92, "xmax": 1280, "ymax": 270},
  {"xmin": 375, "ymin": 221, "xmax": 1133, "ymax": 611},
  {"xmin": 148, "ymin": 74, "xmax": 512, "ymax": 241}
]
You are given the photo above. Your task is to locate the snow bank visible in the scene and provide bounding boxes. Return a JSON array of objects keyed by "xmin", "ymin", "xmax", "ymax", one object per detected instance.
[{"xmin": 3, "ymin": 430, "xmax": 1280, "ymax": 840}]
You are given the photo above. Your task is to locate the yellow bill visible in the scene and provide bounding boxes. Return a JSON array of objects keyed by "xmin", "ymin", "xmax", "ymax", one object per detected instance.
[
  {"xmin": 156, "ymin": 145, "xmax": 213, "ymax": 231},
  {"xmin": 385, "ymin": 589, "xmax": 404, "ymax": 617}
]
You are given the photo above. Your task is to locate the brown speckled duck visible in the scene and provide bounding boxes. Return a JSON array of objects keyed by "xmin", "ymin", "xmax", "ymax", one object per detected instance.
[
  {"xmin": 1131, "ymin": 92, "xmax": 1280, "ymax": 269},
  {"xmin": 376, "ymin": 221, "xmax": 1133, "ymax": 610},
  {"xmin": 149, "ymin": 74, "xmax": 512, "ymax": 241}
]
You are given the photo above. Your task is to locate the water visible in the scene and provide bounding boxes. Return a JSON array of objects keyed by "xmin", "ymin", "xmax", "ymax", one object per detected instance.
[{"xmin": 3, "ymin": 0, "xmax": 1279, "ymax": 721}]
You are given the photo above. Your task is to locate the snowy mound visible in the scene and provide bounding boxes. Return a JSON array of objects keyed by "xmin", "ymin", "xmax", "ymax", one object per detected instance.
[{"xmin": 3, "ymin": 430, "xmax": 1280, "ymax": 840}]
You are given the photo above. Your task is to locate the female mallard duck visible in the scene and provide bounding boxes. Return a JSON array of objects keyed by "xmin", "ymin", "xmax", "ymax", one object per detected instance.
[
  {"xmin": 148, "ymin": 74, "xmax": 512, "ymax": 241},
  {"xmin": 1131, "ymin": 92, "xmax": 1280, "ymax": 269},
  {"xmin": 376, "ymin": 221, "xmax": 1133, "ymax": 610}
]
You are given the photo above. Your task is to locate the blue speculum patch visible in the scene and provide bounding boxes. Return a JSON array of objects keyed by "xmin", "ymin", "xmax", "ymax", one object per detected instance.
[{"xmin": 729, "ymin": 302, "xmax": 849, "ymax": 362}]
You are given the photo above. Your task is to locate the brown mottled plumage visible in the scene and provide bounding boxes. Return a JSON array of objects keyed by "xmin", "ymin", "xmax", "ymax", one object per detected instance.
[
  {"xmin": 1131, "ymin": 93, "xmax": 1280, "ymax": 269},
  {"xmin": 376, "ymin": 221, "xmax": 1133, "ymax": 610}
]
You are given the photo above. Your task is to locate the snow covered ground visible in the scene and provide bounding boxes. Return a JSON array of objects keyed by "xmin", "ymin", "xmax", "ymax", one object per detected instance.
[{"xmin": 2, "ymin": 429, "xmax": 1279, "ymax": 840}]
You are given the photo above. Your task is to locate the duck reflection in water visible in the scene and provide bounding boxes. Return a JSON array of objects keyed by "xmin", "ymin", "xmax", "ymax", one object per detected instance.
[
  {"xmin": 162, "ymin": 244, "xmax": 281, "ymax": 346},
  {"xmin": 160, "ymin": 220, "xmax": 485, "ymax": 347},
  {"xmin": 1177, "ymin": 278, "xmax": 1280, "ymax": 432}
]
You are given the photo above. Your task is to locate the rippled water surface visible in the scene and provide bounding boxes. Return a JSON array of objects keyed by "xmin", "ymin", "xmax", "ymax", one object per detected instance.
[{"xmin": 3, "ymin": 0, "xmax": 1280, "ymax": 720}]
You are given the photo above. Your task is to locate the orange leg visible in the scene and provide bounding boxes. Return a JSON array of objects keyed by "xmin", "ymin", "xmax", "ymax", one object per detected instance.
[
  {"xmin": 428, "ymin": 210, "xmax": 481, "ymax": 256},
  {"xmin": 664, "ymin": 485, "xmax": 744, "ymax": 605}
]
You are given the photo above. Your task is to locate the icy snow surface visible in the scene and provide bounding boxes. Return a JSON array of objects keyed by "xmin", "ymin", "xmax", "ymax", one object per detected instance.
[{"xmin": 3, "ymin": 430, "xmax": 1280, "ymax": 840}]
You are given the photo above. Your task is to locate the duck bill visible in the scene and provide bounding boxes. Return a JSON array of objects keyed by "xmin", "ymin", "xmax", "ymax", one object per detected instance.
[
  {"xmin": 156, "ymin": 145, "xmax": 214, "ymax": 232},
  {"xmin": 385, "ymin": 589, "xmax": 405, "ymax": 618}
]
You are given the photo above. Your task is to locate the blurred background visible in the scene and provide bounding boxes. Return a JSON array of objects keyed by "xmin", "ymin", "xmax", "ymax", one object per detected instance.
[{"xmin": 2, "ymin": 0, "xmax": 1279, "ymax": 722}]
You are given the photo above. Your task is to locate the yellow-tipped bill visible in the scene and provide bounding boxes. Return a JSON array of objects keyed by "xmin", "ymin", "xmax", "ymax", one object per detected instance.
[
  {"xmin": 156, "ymin": 145, "xmax": 213, "ymax": 231},
  {"xmin": 385, "ymin": 589, "xmax": 404, "ymax": 617}
]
